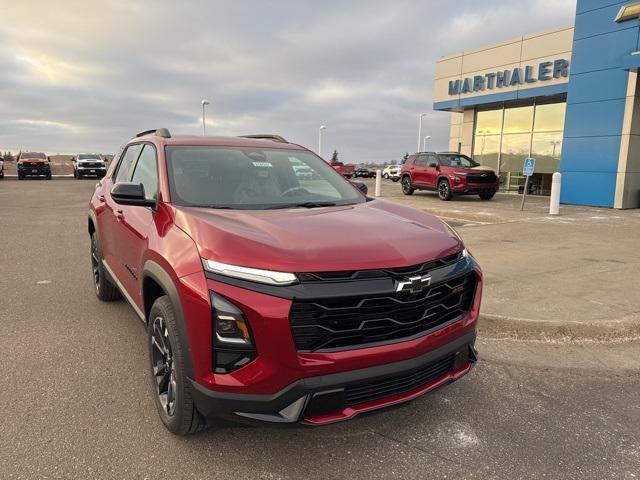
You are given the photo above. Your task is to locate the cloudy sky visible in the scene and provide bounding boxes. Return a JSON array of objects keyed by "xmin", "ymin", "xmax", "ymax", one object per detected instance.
[{"xmin": 1, "ymin": 0, "xmax": 575, "ymax": 162}]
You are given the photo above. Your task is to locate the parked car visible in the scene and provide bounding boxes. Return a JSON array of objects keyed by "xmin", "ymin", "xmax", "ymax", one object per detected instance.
[
  {"xmin": 329, "ymin": 160, "xmax": 355, "ymax": 179},
  {"xmin": 382, "ymin": 164, "xmax": 401, "ymax": 181},
  {"xmin": 17, "ymin": 152, "xmax": 51, "ymax": 180},
  {"xmin": 0, "ymin": 156, "xmax": 4, "ymax": 179},
  {"xmin": 400, "ymin": 152, "xmax": 499, "ymax": 201},
  {"xmin": 88, "ymin": 128, "xmax": 481, "ymax": 435},
  {"xmin": 73, "ymin": 153, "xmax": 107, "ymax": 179},
  {"xmin": 354, "ymin": 167, "xmax": 375, "ymax": 178}
]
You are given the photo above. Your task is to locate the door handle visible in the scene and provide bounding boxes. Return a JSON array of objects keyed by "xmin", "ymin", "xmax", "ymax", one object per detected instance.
[
  {"xmin": 98, "ymin": 195, "xmax": 105, "ymax": 203},
  {"xmin": 115, "ymin": 209, "xmax": 124, "ymax": 221}
]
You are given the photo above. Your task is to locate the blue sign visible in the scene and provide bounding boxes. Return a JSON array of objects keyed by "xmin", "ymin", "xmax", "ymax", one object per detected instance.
[
  {"xmin": 523, "ymin": 158, "xmax": 536, "ymax": 177},
  {"xmin": 448, "ymin": 59, "xmax": 569, "ymax": 96}
]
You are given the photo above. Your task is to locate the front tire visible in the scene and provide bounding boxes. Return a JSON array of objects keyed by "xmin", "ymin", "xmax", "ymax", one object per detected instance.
[
  {"xmin": 401, "ymin": 176, "xmax": 415, "ymax": 195},
  {"xmin": 391, "ymin": 177, "xmax": 399, "ymax": 183},
  {"xmin": 438, "ymin": 179, "xmax": 453, "ymax": 201},
  {"xmin": 479, "ymin": 192, "xmax": 496, "ymax": 200},
  {"xmin": 90, "ymin": 231, "xmax": 121, "ymax": 301},
  {"xmin": 149, "ymin": 296, "xmax": 206, "ymax": 435},
  {"xmin": 18, "ymin": 171, "xmax": 24, "ymax": 180},
  {"xmin": 46, "ymin": 172, "xmax": 52, "ymax": 180}
]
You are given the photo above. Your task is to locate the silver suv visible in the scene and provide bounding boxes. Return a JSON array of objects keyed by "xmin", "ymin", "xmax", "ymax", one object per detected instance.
[{"xmin": 73, "ymin": 154, "xmax": 107, "ymax": 179}]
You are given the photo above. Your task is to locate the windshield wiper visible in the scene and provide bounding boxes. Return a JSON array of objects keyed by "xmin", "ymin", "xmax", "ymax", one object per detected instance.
[
  {"xmin": 265, "ymin": 201, "xmax": 338, "ymax": 210},
  {"xmin": 185, "ymin": 204, "xmax": 233, "ymax": 209}
]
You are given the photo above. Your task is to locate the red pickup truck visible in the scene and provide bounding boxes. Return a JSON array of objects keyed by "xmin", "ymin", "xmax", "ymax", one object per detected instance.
[{"xmin": 330, "ymin": 161, "xmax": 355, "ymax": 179}]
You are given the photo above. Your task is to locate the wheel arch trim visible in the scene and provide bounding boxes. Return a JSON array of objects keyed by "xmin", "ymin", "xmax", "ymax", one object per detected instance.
[{"xmin": 142, "ymin": 260, "xmax": 195, "ymax": 378}]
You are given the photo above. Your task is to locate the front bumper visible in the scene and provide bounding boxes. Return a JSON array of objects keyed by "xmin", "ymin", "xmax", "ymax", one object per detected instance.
[
  {"xmin": 18, "ymin": 164, "xmax": 50, "ymax": 175},
  {"xmin": 191, "ymin": 331, "xmax": 477, "ymax": 425},
  {"xmin": 77, "ymin": 166, "xmax": 107, "ymax": 175}
]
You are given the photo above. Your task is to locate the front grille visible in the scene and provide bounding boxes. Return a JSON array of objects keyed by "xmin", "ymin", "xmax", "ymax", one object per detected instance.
[
  {"xmin": 467, "ymin": 173, "xmax": 497, "ymax": 184},
  {"xmin": 23, "ymin": 162, "xmax": 47, "ymax": 169},
  {"xmin": 80, "ymin": 162, "xmax": 103, "ymax": 168},
  {"xmin": 297, "ymin": 252, "xmax": 461, "ymax": 282},
  {"xmin": 344, "ymin": 354, "xmax": 455, "ymax": 406},
  {"xmin": 289, "ymin": 272, "xmax": 476, "ymax": 352}
]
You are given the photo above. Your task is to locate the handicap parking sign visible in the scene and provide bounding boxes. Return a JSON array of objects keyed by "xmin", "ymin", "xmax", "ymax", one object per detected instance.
[{"xmin": 523, "ymin": 157, "xmax": 535, "ymax": 177}]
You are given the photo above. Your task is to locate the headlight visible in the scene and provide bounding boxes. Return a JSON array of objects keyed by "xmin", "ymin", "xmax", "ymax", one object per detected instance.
[
  {"xmin": 203, "ymin": 259, "xmax": 297, "ymax": 286},
  {"xmin": 212, "ymin": 293, "xmax": 252, "ymax": 346}
]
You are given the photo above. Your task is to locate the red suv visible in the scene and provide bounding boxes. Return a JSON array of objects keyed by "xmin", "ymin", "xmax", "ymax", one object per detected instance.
[
  {"xmin": 401, "ymin": 152, "xmax": 498, "ymax": 201},
  {"xmin": 88, "ymin": 129, "xmax": 482, "ymax": 435}
]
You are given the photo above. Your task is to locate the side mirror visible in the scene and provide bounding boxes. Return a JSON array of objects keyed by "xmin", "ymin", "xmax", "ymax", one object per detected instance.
[
  {"xmin": 111, "ymin": 182, "xmax": 156, "ymax": 207},
  {"xmin": 47, "ymin": 156, "xmax": 51, "ymax": 162},
  {"xmin": 351, "ymin": 180, "xmax": 368, "ymax": 195}
]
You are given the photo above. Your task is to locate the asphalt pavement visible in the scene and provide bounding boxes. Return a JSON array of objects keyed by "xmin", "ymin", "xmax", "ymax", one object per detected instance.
[{"xmin": 1, "ymin": 178, "xmax": 639, "ymax": 479}]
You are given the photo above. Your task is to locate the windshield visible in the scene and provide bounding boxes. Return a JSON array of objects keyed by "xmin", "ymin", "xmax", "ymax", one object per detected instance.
[
  {"xmin": 438, "ymin": 154, "xmax": 479, "ymax": 168},
  {"xmin": 165, "ymin": 146, "xmax": 365, "ymax": 210},
  {"xmin": 78, "ymin": 154, "xmax": 101, "ymax": 160},
  {"xmin": 22, "ymin": 152, "xmax": 46, "ymax": 159}
]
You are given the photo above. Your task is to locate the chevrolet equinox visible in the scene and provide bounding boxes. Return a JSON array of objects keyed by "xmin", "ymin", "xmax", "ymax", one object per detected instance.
[{"xmin": 88, "ymin": 128, "xmax": 482, "ymax": 435}]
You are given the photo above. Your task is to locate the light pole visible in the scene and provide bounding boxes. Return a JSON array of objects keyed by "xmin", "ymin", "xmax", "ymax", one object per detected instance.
[
  {"xmin": 201, "ymin": 99, "xmax": 210, "ymax": 136},
  {"xmin": 418, "ymin": 113, "xmax": 428, "ymax": 152},
  {"xmin": 423, "ymin": 135, "xmax": 432, "ymax": 152},
  {"xmin": 318, "ymin": 125, "xmax": 327, "ymax": 158}
]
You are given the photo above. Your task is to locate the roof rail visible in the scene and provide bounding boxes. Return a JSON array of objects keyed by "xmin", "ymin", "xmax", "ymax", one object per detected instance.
[
  {"xmin": 239, "ymin": 134, "xmax": 288, "ymax": 143},
  {"xmin": 135, "ymin": 128, "xmax": 172, "ymax": 139}
]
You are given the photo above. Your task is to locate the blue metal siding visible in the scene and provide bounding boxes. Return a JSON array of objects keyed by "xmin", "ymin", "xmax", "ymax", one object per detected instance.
[
  {"xmin": 560, "ymin": 0, "xmax": 640, "ymax": 207},
  {"xmin": 574, "ymin": 3, "xmax": 636, "ymax": 39},
  {"xmin": 561, "ymin": 136, "xmax": 622, "ymax": 172},
  {"xmin": 566, "ymin": 69, "xmax": 628, "ymax": 103}
]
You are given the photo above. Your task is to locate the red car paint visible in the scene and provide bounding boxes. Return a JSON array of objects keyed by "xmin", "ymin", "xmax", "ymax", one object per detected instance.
[
  {"xmin": 90, "ymin": 133, "xmax": 481, "ymax": 426},
  {"xmin": 401, "ymin": 152, "xmax": 499, "ymax": 199},
  {"xmin": 330, "ymin": 161, "xmax": 355, "ymax": 178}
]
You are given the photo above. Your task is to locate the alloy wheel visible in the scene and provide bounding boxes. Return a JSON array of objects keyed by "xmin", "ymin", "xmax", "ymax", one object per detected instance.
[
  {"xmin": 151, "ymin": 316, "xmax": 177, "ymax": 417},
  {"xmin": 402, "ymin": 177, "xmax": 411, "ymax": 194},
  {"xmin": 91, "ymin": 236, "xmax": 100, "ymax": 293},
  {"xmin": 438, "ymin": 181, "xmax": 449, "ymax": 200}
]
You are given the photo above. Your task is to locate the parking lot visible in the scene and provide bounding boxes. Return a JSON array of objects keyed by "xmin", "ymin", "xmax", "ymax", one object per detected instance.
[{"xmin": 1, "ymin": 178, "xmax": 638, "ymax": 479}]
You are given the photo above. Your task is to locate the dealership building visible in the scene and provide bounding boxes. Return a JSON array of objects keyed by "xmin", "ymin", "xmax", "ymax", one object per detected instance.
[{"xmin": 433, "ymin": 0, "xmax": 640, "ymax": 208}]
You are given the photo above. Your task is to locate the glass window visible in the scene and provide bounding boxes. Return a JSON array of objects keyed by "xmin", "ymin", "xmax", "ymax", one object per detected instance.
[
  {"xmin": 414, "ymin": 155, "xmax": 428, "ymax": 167},
  {"xmin": 500, "ymin": 133, "xmax": 531, "ymax": 172},
  {"xmin": 503, "ymin": 106, "xmax": 534, "ymax": 134},
  {"xmin": 531, "ymin": 132, "xmax": 562, "ymax": 174},
  {"xmin": 438, "ymin": 154, "xmax": 479, "ymax": 168},
  {"xmin": 534, "ymin": 103, "xmax": 566, "ymax": 132},
  {"xmin": 475, "ymin": 110, "xmax": 503, "ymax": 136},
  {"xmin": 165, "ymin": 146, "xmax": 364, "ymax": 210},
  {"xmin": 131, "ymin": 145, "xmax": 158, "ymax": 200},
  {"xmin": 114, "ymin": 144, "xmax": 142, "ymax": 183},
  {"xmin": 473, "ymin": 135, "xmax": 500, "ymax": 171}
]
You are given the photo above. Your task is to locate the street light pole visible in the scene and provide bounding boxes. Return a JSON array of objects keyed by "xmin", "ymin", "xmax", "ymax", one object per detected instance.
[
  {"xmin": 318, "ymin": 125, "xmax": 326, "ymax": 158},
  {"xmin": 201, "ymin": 99, "xmax": 210, "ymax": 136},
  {"xmin": 418, "ymin": 113, "xmax": 428, "ymax": 152},
  {"xmin": 423, "ymin": 135, "xmax": 432, "ymax": 152}
]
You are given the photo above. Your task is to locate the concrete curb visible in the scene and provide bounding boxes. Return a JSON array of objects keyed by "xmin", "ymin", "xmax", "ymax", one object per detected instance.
[{"xmin": 478, "ymin": 312, "xmax": 640, "ymax": 342}]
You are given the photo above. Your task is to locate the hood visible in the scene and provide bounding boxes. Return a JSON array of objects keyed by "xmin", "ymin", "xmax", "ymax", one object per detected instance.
[
  {"xmin": 470, "ymin": 165, "xmax": 496, "ymax": 173},
  {"xmin": 175, "ymin": 200, "xmax": 462, "ymax": 273}
]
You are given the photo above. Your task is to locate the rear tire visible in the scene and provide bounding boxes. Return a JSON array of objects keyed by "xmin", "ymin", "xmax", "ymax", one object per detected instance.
[
  {"xmin": 90, "ymin": 231, "xmax": 121, "ymax": 301},
  {"xmin": 401, "ymin": 176, "xmax": 415, "ymax": 195},
  {"xmin": 149, "ymin": 296, "xmax": 207, "ymax": 435},
  {"xmin": 391, "ymin": 177, "xmax": 399, "ymax": 183},
  {"xmin": 479, "ymin": 192, "xmax": 496, "ymax": 200},
  {"xmin": 383, "ymin": 173, "xmax": 389, "ymax": 179},
  {"xmin": 46, "ymin": 172, "xmax": 52, "ymax": 180},
  {"xmin": 438, "ymin": 179, "xmax": 453, "ymax": 201},
  {"xmin": 18, "ymin": 172, "xmax": 24, "ymax": 180}
]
